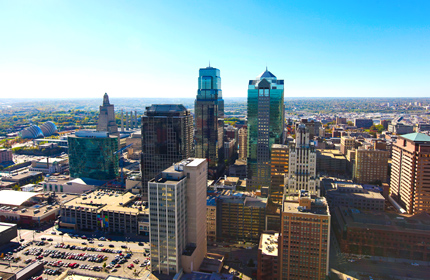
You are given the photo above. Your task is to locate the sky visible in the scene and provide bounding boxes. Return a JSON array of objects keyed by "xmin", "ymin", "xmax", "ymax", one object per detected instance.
[{"xmin": 0, "ymin": 0, "xmax": 429, "ymax": 99}]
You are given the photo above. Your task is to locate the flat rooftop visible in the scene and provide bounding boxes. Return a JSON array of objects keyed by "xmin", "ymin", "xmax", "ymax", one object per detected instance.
[
  {"xmin": 259, "ymin": 232, "xmax": 278, "ymax": 257},
  {"xmin": 63, "ymin": 190, "xmax": 147, "ymax": 214},
  {"xmin": 284, "ymin": 196, "xmax": 329, "ymax": 216}
]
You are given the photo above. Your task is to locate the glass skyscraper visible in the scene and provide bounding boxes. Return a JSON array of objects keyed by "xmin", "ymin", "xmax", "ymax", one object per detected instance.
[
  {"xmin": 141, "ymin": 104, "xmax": 194, "ymax": 199},
  {"xmin": 195, "ymin": 66, "xmax": 224, "ymax": 178},
  {"xmin": 68, "ymin": 131, "xmax": 119, "ymax": 180},
  {"xmin": 247, "ymin": 69, "xmax": 284, "ymax": 189}
]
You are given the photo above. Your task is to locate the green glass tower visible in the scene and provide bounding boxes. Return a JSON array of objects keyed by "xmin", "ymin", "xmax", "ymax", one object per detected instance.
[
  {"xmin": 195, "ymin": 66, "xmax": 224, "ymax": 178},
  {"xmin": 68, "ymin": 131, "xmax": 119, "ymax": 180},
  {"xmin": 247, "ymin": 69, "xmax": 284, "ymax": 190}
]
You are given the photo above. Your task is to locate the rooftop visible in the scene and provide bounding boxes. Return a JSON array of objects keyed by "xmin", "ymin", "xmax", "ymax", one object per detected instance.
[
  {"xmin": 400, "ymin": 132, "xmax": 430, "ymax": 142},
  {"xmin": 63, "ymin": 190, "xmax": 146, "ymax": 213},
  {"xmin": 0, "ymin": 190, "xmax": 42, "ymax": 207},
  {"xmin": 283, "ymin": 195, "xmax": 329, "ymax": 216},
  {"xmin": 259, "ymin": 232, "xmax": 279, "ymax": 257}
]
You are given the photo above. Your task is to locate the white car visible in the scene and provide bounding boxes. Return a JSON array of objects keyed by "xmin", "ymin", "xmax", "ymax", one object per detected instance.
[{"xmin": 98, "ymin": 243, "xmax": 104, "ymax": 247}]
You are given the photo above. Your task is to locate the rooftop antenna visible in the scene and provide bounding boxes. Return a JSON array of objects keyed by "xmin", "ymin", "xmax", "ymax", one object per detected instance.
[{"xmin": 209, "ymin": 60, "xmax": 211, "ymax": 67}]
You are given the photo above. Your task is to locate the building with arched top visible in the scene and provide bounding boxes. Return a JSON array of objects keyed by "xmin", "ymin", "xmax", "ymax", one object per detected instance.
[
  {"xmin": 19, "ymin": 125, "xmax": 44, "ymax": 139},
  {"xmin": 40, "ymin": 121, "xmax": 58, "ymax": 136}
]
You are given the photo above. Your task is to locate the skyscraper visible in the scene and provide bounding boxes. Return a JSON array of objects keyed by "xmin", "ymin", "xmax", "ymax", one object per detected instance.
[
  {"xmin": 195, "ymin": 66, "xmax": 224, "ymax": 178},
  {"xmin": 247, "ymin": 69, "xmax": 285, "ymax": 190},
  {"xmin": 141, "ymin": 104, "xmax": 193, "ymax": 199},
  {"xmin": 149, "ymin": 158, "xmax": 207, "ymax": 275},
  {"xmin": 97, "ymin": 93, "xmax": 118, "ymax": 134},
  {"xmin": 390, "ymin": 133, "xmax": 430, "ymax": 214},
  {"xmin": 287, "ymin": 124, "xmax": 318, "ymax": 195}
]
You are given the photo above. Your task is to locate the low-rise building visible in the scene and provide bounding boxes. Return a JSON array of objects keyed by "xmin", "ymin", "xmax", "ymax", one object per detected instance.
[
  {"xmin": 29, "ymin": 157, "xmax": 68, "ymax": 174},
  {"xmin": 333, "ymin": 207, "xmax": 430, "ymax": 261},
  {"xmin": 316, "ymin": 149, "xmax": 347, "ymax": 176},
  {"xmin": 60, "ymin": 190, "xmax": 149, "ymax": 235},
  {"xmin": 324, "ymin": 182, "xmax": 385, "ymax": 211},
  {"xmin": 41, "ymin": 176, "xmax": 104, "ymax": 194},
  {"xmin": 0, "ymin": 149, "xmax": 13, "ymax": 165}
]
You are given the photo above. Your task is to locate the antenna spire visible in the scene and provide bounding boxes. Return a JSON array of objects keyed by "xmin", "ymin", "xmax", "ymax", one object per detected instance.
[{"xmin": 209, "ymin": 60, "xmax": 211, "ymax": 67}]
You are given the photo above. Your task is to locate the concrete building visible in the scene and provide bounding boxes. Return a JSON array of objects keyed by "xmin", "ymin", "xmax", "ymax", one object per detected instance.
[
  {"xmin": 247, "ymin": 69, "xmax": 284, "ymax": 190},
  {"xmin": 141, "ymin": 104, "xmax": 194, "ymax": 200},
  {"xmin": 238, "ymin": 126, "xmax": 247, "ymax": 161},
  {"xmin": 388, "ymin": 122, "xmax": 414, "ymax": 135},
  {"xmin": 0, "ymin": 222, "xmax": 17, "ymax": 246},
  {"xmin": 332, "ymin": 206, "xmax": 430, "ymax": 260},
  {"xmin": 354, "ymin": 118, "xmax": 373, "ymax": 129},
  {"xmin": 212, "ymin": 176, "xmax": 240, "ymax": 192},
  {"xmin": 287, "ymin": 124, "xmax": 318, "ymax": 195},
  {"xmin": 0, "ymin": 149, "xmax": 13, "ymax": 165},
  {"xmin": 340, "ymin": 136, "xmax": 355, "ymax": 155},
  {"xmin": 324, "ymin": 182, "xmax": 385, "ymax": 211},
  {"xmin": 316, "ymin": 149, "xmax": 347, "ymax": 176},
  {"xmin": 336, "ymin": 117, "xmax": 347, "ymax": 125},
  {"xmin": 68, "ymin": 131, "xmax": 119, "ymax": 181},
  {"xmin": 270, "ymin": 144, "xmax": 288, "ymax": 206},
  {"xmin": 60, "ymin": 190, "xmax": 149, "ymax": 236},
  {"xmin": 257, "ymin": 231, "xmax": 279, "ymax": 280},
  {"xmin": 219, "ymin": 195, "xmax": 266, "ymax": 242},
  {"xmin": 195, "ymin": 66, "xmax": 225, "ymax": 178},
  {"xmin": 29, "ymin": 157, "xmax": 69, "ymax": 174},
  {"xmin": 41, "ymin": 176, "xmax": 104, "ymax": 194},
  {"xmin": 96, "ymin": 93, "xmax": 118, "ymax": 134},
  {"xmin": 279, "ymin": 191, "xmax": 330, "ymax": 280},
  {"xmin": 390, "ymin": 133, "xmax": 430, "ymax": 214},
  {"xmin": 353, "ymin": 147, "xmax": 389, "ymax": 184},
  {"xmin": 148, "ymin": 159, "xmax": 207, "ymax": 275}
]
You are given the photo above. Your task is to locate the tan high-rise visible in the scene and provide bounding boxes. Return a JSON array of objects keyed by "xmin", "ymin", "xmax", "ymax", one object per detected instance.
[
  {"xmin": 340, "ymin": 136, "xmax": 355, "ymax": 155},
  {"xmin": 353, "ymin": 147, "xmax": 389, "ymax": 184},
  {"xmin": 279, "ymin": 191, "xmax": 330, "ymax": 280},
  {"xmin": 238, "ymin": 126, "xmax": 248, "ymax": 161},
  {"xmin": 270, "ymin": 144, "xmax": 289, "ymax": 205},
  {"xmin": 390, "ymin": 133, "xmax": 430, "ymax": 214}
]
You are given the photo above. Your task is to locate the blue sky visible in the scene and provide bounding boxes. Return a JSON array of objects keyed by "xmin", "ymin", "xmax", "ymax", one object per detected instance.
[{"xmin": 0, "ymin": 0, "xmax": 429, "ymax": 98}]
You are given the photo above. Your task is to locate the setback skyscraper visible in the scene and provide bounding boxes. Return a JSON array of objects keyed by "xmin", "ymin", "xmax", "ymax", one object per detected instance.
[
  {"xmin": 247, "ymin": 69, "xmax": 285, "ymax": 190},
  {"xmin": 97, "ymin": 93, "xmax": 118, "ymax": 134},
  {"xmin": 195, "ymin": 66, "xmax": 224, "ymax": 178},
  {"xmin": 141, "ymin": 104, "xmax": 194, "ymax": 199}
]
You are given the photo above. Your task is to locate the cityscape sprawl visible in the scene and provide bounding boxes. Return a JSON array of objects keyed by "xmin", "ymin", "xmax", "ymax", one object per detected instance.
[{"xmin": 2, "ymin": 67, "xmax": 430, "ymax": 280}]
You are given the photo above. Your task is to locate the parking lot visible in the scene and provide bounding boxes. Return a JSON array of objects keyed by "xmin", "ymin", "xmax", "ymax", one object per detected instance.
[{"xmin": 1, "ymin": 230, "xmax": 151, "ymax": 279}]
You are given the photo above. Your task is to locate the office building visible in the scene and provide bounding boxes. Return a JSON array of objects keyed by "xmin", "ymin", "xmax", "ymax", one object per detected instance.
[
  {"xmin": 279, "ymin": 191, "xmax": 330, "ymax": 280},
  {"xmin": 316, "ymin": 149, "xmax": 347, "ymax": 176},
  {"xmin": 336, "ymin": 117, "xmax": 347, "ymax": 125},
  {"xmin": 390, "ymin": 133, "xmax": 430, "ymax": 214},
  {"xmin": 287, "ymin": 124, "xmax": 318, "ymax": 195},
  {"xmin": 0, "ymin": 222, "xmax": 18, "ymax": 246},
  {"xmin": 354, "ymin": 118, "xmax": 373, "ymax": 129},
  {"xmin": 340, "ymin": 136, "xmax": 355, "ymax": 155},
  {"xmin": 141, "ymin": 104, "xmax": 193, "ymax": 199},
  {"xmin": 96, "ymin": 93, "xmax": 118, "ymax": 134},
  {"xmin": 257, "ymin": 232, "xmax": 279, "ymax": 280},
  {"xmin": 68, "ymin": 131, "xmax": 119, "ymax": 180},
  {"xmin": 270, "ymin": 144, "xmax": 288, "ymax": 205},
  {"xmin": 247, "ymin": 69, "xmax": 284, "ymax": 189},
  {"xmin": 148, "ymin": 159, "xmax": 207, "ymax": 275},
  {"xmin": 353, "ymin": 147, "xmax": 389, "ymax": 184},
  {"xmin": 324, "ymin": 182, "xmax": 385, "ymax": 211},
  {"xmin": 332, "ymin": 206, "xmax": 430, "ymax": 261},
  {"xmin": 219, "ymin": 195, "xmax": 266, "ymax": 242},
  {"xmin": 388, "ymin": 123, "xmax": 414, "ymax": 135},
  {"xmin": 60, "ymin": 190, "xmax": 149, "ymax": 236},
  {"xmin": 238, "ymin": 126, "xmax": 247, "ymax": 161},
  {"xmin": 195, "ymin": 66, "xmax": 224, "ymax": 178},
  {"xmin": 0, "ymin": 149, "xmax": 13, "ymax": 164}
]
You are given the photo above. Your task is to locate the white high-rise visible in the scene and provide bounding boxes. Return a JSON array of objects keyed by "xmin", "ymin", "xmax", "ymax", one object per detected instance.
[
  {"xmin": 287, "ymin": 124, "xmax": 318, "ymax": 195},
  {"xmin": 148, "ymin": 158, "xmax": 207, "ymax": 275}
]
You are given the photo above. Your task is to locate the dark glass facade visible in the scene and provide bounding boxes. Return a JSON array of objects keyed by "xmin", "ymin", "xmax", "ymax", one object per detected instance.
[
  {"xmin": 68, "ymin": 135, "xmax": 119, "ymax": 180},
  {"xmin": 247, "ymin": 70, "xmax": 284, "ymax": 189},
  {"xmin": 141, "ymin": 104, "xmax": 193, "ymax": 199},
  {"xmin": 195, "ymin": 66, "xmax": 224, "ymax": 178}
]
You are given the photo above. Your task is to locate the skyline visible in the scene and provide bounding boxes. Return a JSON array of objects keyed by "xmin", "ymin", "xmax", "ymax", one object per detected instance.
[{"xmin": 1, "ymin": 1, "xmax": 429, "ymax": 99}]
